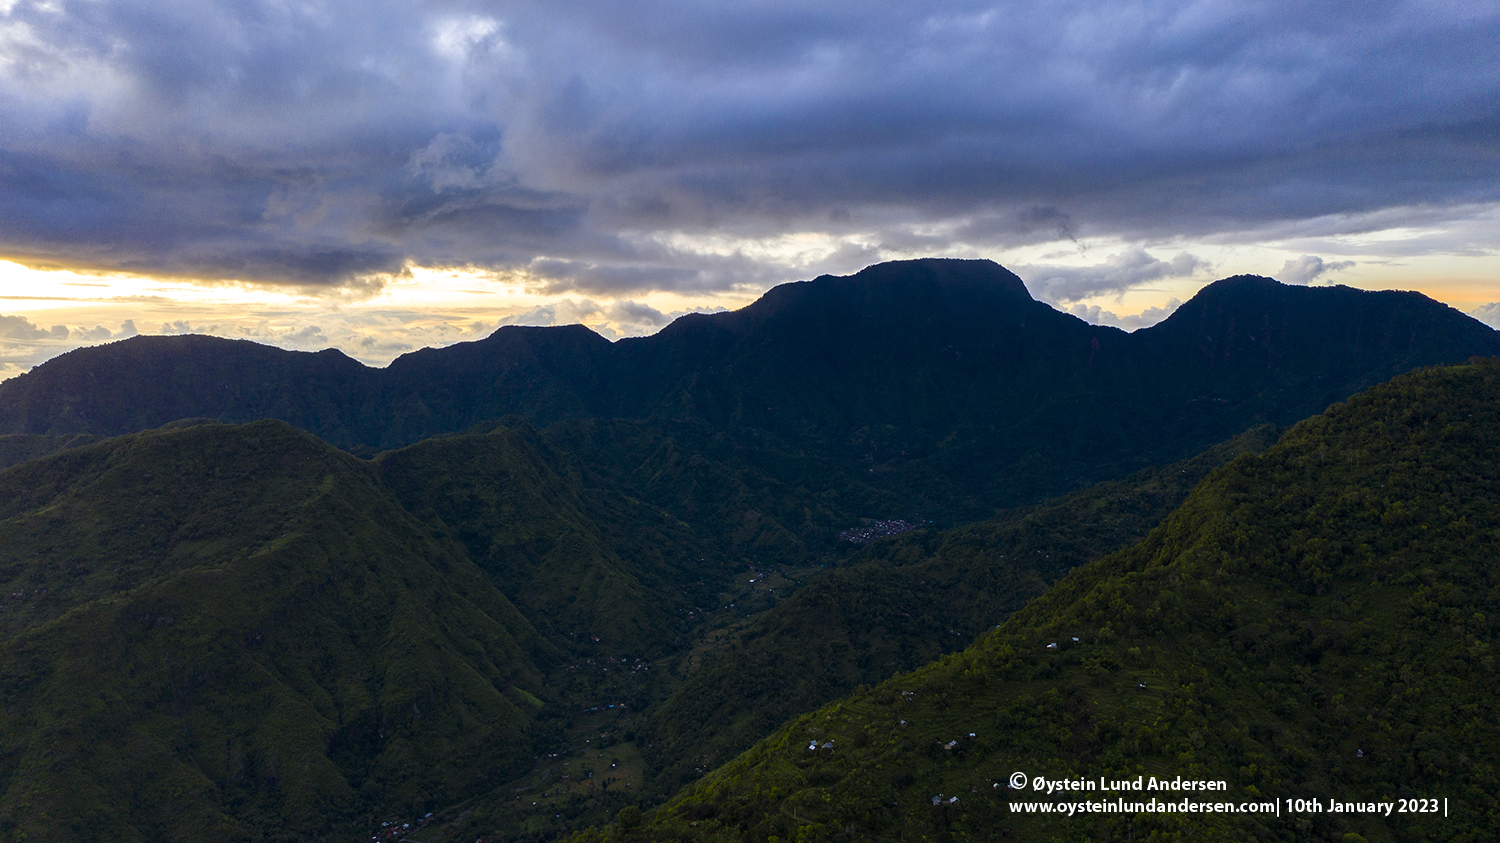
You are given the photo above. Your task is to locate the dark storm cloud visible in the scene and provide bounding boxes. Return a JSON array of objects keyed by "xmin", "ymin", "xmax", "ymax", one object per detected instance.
[
  {"xmin": 1, "ymin": 0, "xmax": 1497, "ymax": 291},
  {"xmin": 527, "ymin": 258, "xmax": 718, "ymax": 295}
]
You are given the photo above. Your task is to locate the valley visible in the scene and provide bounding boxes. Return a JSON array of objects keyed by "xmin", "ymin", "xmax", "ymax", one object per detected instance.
[{"xmin": 606, "ymin": 358, "xmax": 1500, "ymax": 841}]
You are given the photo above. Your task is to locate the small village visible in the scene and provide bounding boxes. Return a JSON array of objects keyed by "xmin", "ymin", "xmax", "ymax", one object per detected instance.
[
  {"xmin": 838, "ymin": 518, "xmax": 924, "ymax": 543},
  {"xmin": 367, "ymin": 811, "xmax": 433, "ymax": 842}
]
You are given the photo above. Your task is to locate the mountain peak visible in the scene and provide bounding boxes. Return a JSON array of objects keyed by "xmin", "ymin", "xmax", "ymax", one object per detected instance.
[
  {"xmin": 762, "ymin": 257, "xmax": 1030, "ymax": 306},
  {"xmin": 704, "ymin": 258, "xmax": 1037, "ymax": 338},
  {"xmin": 843, "ymin": 257, "xmax": 1033, "ymax": 297},
  {"xmin": 1153, "ymin": 271, "xmax": 1493, "ymax": 340}
]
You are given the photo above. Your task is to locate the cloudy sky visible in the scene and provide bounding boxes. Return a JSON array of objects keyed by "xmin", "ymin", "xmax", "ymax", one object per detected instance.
[{"xmin": 2, "ymin": 0, "xmax": 1498, "ymax": 380}]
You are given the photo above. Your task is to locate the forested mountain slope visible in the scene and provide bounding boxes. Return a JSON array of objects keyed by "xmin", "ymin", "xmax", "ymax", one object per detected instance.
[
  {"xmin": 636, "ymin": 425, "xmax": 1283, "ymax": 795},
  {"xmin": 3, "ymin": 259, "xmax": 1495, "ymax": 524},
  {"xmin": 598, "ymin": 359, "xmax": 1500, "ymax": 842},
  {"xmin": 0, "ymin": 414, "xmax": 836, "ymax": 842},
  {"xmin": 374, "ymin": 422, "xmax": 710, "ymax": 657},
  {"xmin": 0, "ymin": 422, "xmax": 567, "ymax": 841}
]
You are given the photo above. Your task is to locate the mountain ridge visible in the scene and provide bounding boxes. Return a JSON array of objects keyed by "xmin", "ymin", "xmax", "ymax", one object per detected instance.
[
  {"xmin": 4, "ymin": 259, "xmax": 1495, "ymax": 531},
  {"xmin": 4, "ymin": 260, "xmax": 1494, "ymax": 451}
]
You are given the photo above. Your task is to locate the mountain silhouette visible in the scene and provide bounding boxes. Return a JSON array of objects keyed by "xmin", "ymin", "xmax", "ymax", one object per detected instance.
[
  {"xmin": 2, "ymin": 259, "xmax": 1494, "ymax": 525},
  {"xmin": 5, "ymin": 259, "xmax": 1494, "ymax": 446}
]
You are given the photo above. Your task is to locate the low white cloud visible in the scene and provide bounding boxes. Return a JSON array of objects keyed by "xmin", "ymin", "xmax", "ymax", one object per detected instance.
[
  {"xmin": 496, "ymin": 303, "xmax": 560, "ymax": 327},
  {"xmin": 0, "ymin": 313, "xmax": 141, "ymax": 381},
  {"xmin": 605, "ymin": 300, "xmax": 669, "ymax": 328},
  {"xmin": 2, "ymin": 313, "xmax": 138, "ymax": 344},
  {"xmin": 1067, "ymin": 298, "xmax": 1183, "ymax": 331},
  {"xmin": 1469, "ymin": 303, "xmax": 1500, "ymax": 330},
  {"xmin": 1019, "ymin": 249, "xmax": 1207, "ymax": 304},
  {"xmin": 358, "ymin": 335, "xmax": 414, "ymax": 353},
  {"xmin": 74, "ymin": 325, "xmax": 115, "ymax": 341},
  {"xmin": 1277, "ymin": 255, "xmax": 1356, "ymax": 285},
  {"xmin": 281, "ymin": 324, "xmax": 328, "ymax": 346},
  {"xmin": 495, "ymin": 298, "xmax": 602, "ymax": 328},
  {"xmin": 0, "ymin": 314, "xmax": 60, "ymax": 340}
]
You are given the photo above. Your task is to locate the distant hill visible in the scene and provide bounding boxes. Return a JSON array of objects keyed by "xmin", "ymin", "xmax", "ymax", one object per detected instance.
[
  {"xmin": 0, "ymin": 431, "xmax": 103, "ymax": 471},
  {"xmin": 3, "ymin": 260, "xmax": 1495, "ymax": 528},
  {"xmin": 598, "ymin": 358, "xmax": 1500, "ymax": 842},
  {"xmin": 0, "ymin": 337, "xmax": 383, "ymax": 445}
]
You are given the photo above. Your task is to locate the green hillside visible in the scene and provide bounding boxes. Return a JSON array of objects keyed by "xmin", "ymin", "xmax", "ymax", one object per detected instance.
[
  {"xmin": 0, "ymin": 422, "xmax": 551, "ymax": 842},
  {"xmin": 538, "ymin": 416, "xmax": 883, "ymax": 565},
  {"xmin": 376, "ymin": 421, "xmax": 705, "ymax": 658},
  {"xmin": 0, "ymin": 432, "xmax": 105, "ymax": 471},
  {"xmin": 636, "ymin": 425, "xmax": 1283, "ymax": 795},
  {"xmin": 594, "ymin": 359, "xmax": 1500, "ymax": 842},
  {"xmin": 379, "ymin": 424, "xmax": 1281, "ymax": 843},
  {"xmin": 0, "ymin": 414, "xmax": 867, "ymax": 842},
  {"xmin": 8, "ymin": 359, "xmax": 1498, "ymax": 842}
]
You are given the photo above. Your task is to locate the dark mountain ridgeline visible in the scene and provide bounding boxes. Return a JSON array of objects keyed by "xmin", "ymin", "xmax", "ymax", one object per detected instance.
[
  {"xmin": 379, "ymin": 326, "xmax": 617, "ymax": 445},
  {"xmin": 3, "ymin": 259, "xmax": 1494, "ymax": 526},
  {"xmin": 0, "ymin": 336, "xmax": 383, "ymax": 446},
  {"xmin": 1138, "ymin": 274, "xmax": 1497, "ymax": 420},
  {"xmin": 602, "ymin": 359, "xmax": 1500, "ymax": 842},
  {"xmin": 608, "ymin": 258, "xmax": 1049, "ymax": 435},
  {"xmin": 4, "ymin": 260, "xmax": 1070, "ymax": 445}
]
